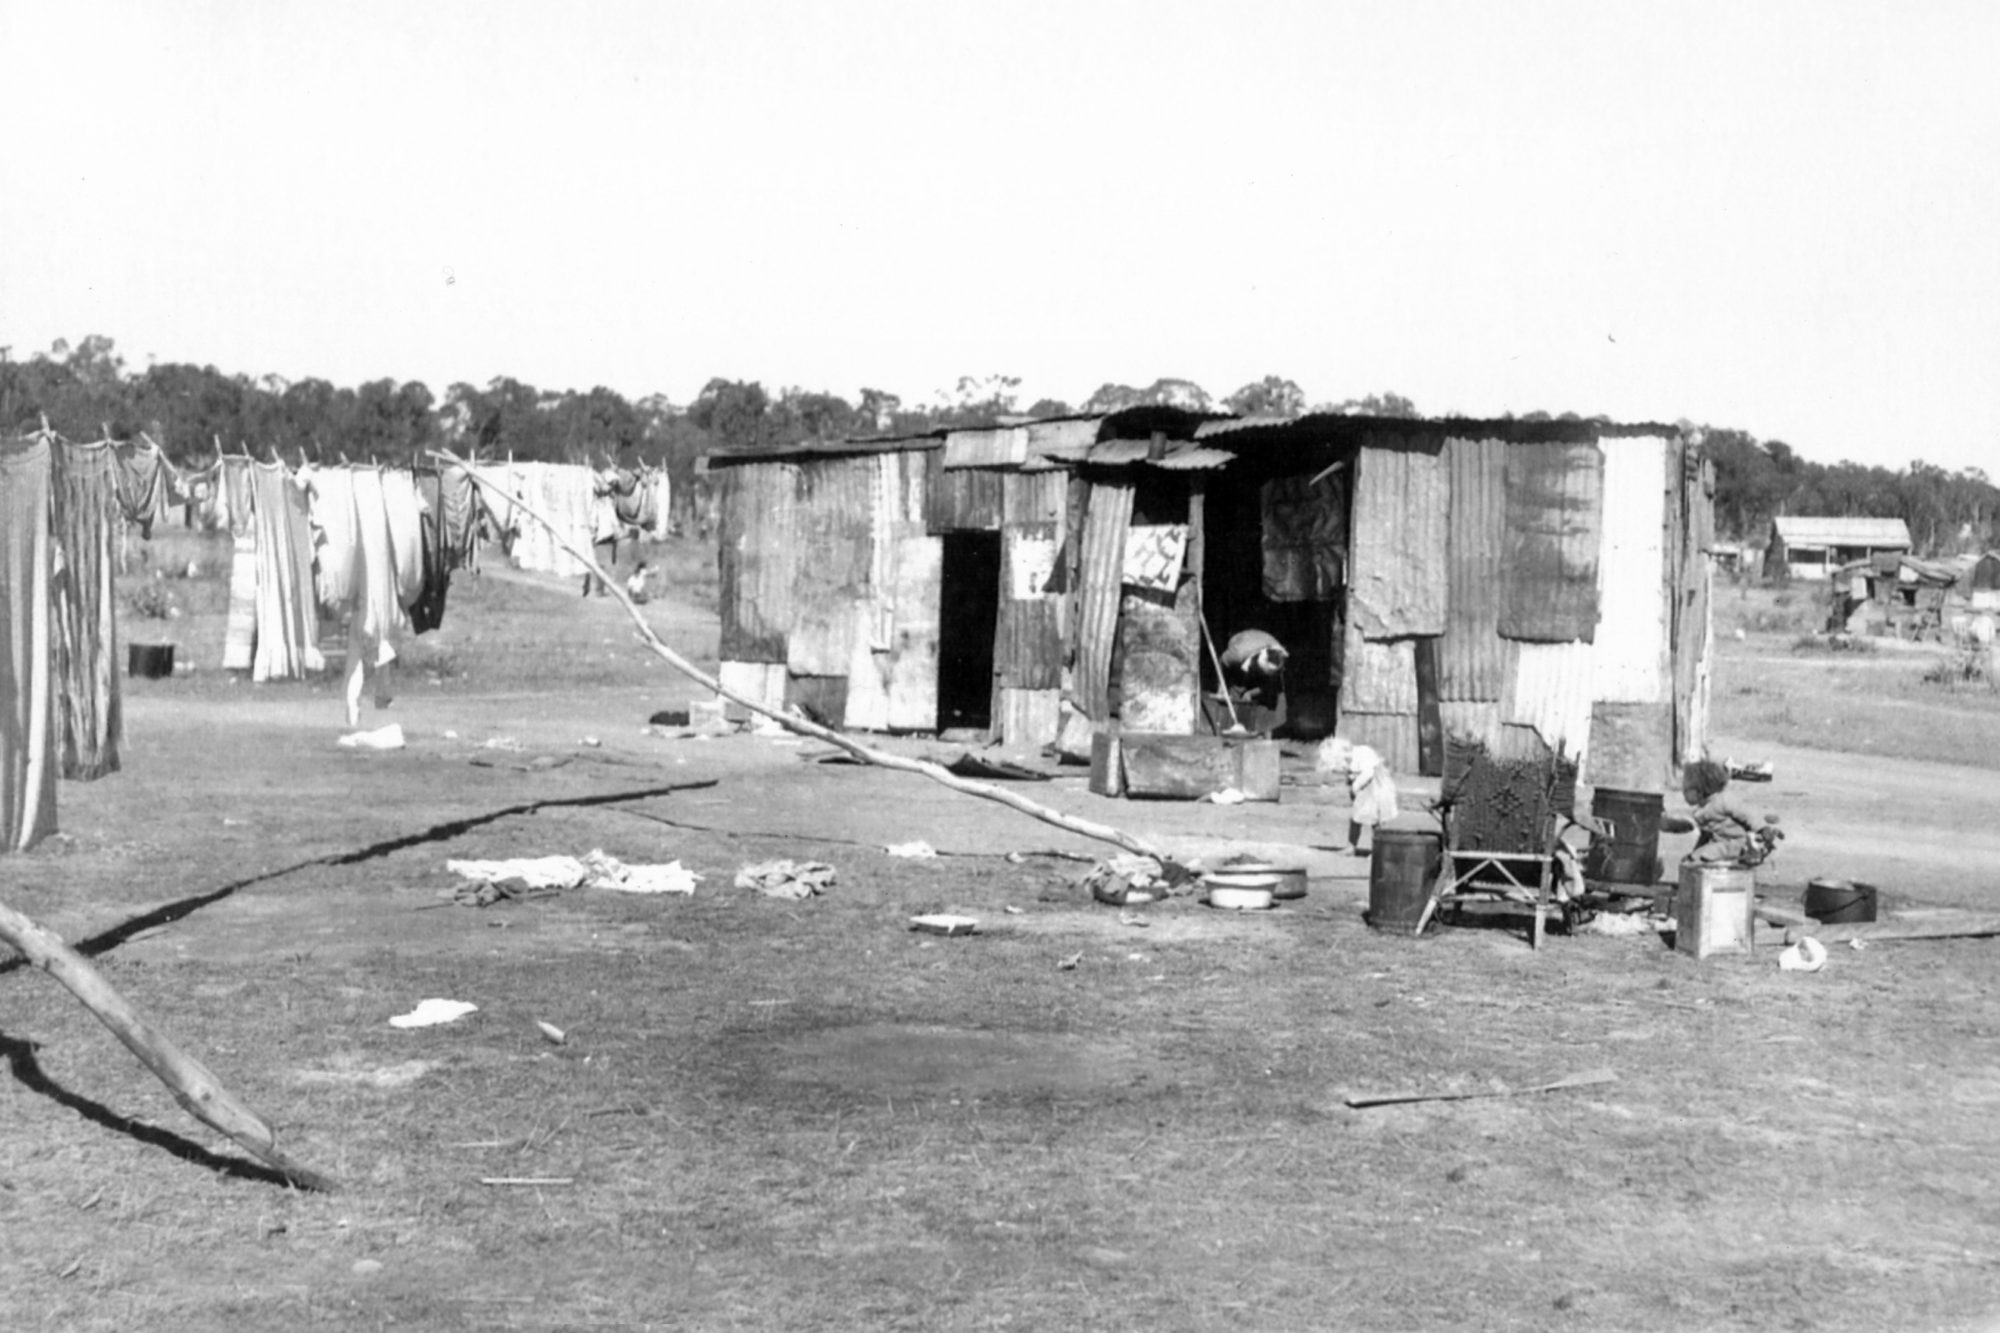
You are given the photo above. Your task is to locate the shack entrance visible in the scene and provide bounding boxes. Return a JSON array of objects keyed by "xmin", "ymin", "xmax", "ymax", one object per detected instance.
[{"xmin": 937, "ymin": 531, "xmax": 1001, "ymax": 731}]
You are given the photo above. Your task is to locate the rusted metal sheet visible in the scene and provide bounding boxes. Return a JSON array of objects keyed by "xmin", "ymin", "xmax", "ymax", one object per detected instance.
[
  {"xmin": 1593, "ymin": 435, "xmax": 1669, "ymax": 703},
  {"xmin": 925, "ymin": 449, "xmax": 1004, "ymax": 532},
  {"xmin": 997, "ymin": 522, "xmax": 1062, "ymax": 688},
  {"xmin": 1438, "ymin": 700, "xmax": 1502, "ymax": 752},
  {"xmin": 1584, "ymin": 700, "xmax": 1673, "ymax": 792},
  {"xmin": 942, "ymin": 426, "xmax": 1028, "ymax": 470},
  {"xmin": 1441, "ymin": 437, "xmax": 1506, "ymax": 700},
  {"xmin": 787, "ymin": 457, "xmax": 876, "ymax": 677},
  {"xmin": 996, "ymin": 687, "xmax": 1061, "ymax": 750},
  {"xmin": 1002, "ymin": 471, "xmax": 1067, "ymax": 525},
  {"xmin": 843, "ymin": 456, "xmax": 902, "ymax": 731},
  {"xmin": 1150, "ymin": 446, "xmax": 1234, "ymax": 471},
  {"xmin": 1339, "ymin": 621, "xmax": 1417, "ymax": 714},
  {"xmin": 1350, "ymin": 435, "xmax": 1448, "ymax": 640},
  {"xmin": 1117, "ymin": 584, "xmax": 1199, "ymax": 734},
  {"xmin": 1074, "ymin": 481, "xmax": 1133, "ymax": 720},
  {"xmin": 1503, "ymin": 640, "xmax": 1595, "ymax": 763},
  {"xmin": 717, "ymin": 462, "xmax": 797, "ymax": 663},
  {"xmin": 885, "ymin": 532, "xmax": 942, "ymax": 731},
  {"xmin": 1025, "ymin": 417, "xmax": 1100, "ymax": 466},
  {"xmin": 1499, "ymin": 441, "xmax": 1604, "ymax": 643},
  {"xmin": 1672, "ymin": 438, "xmax": 1714, "ymax": 769}
]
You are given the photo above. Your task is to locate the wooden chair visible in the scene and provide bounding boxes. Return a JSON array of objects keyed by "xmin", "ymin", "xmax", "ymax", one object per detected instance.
[{"xmin": 1414, "ymin": 744, "xmax": 1592, "ymax": 949}]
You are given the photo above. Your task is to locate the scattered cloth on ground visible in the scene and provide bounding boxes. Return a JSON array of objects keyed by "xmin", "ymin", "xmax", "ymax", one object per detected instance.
[
  {"xmin": 1579, "ymin": 911, "xmax": 1658, "ymax": 938},
  {"xmin": 1207, "ymin": 787, "xmax": 1247, "ymax": 805},
  {"xmin": 944, "ymin": 752, "xmax": 1053, "ymax": 782},
  {"xmin": 445, "ymin": 850, "xmax": 701, "ymax": 904},
  {"xmin": 389, "ymin": 998, "xmax": 478, "ymax": 1029},
  {"xmin": 735, "ymin": 859, "xmax": 837, "ymax": 899},
  {"xmin": 1084, "ymin": 855, "xmax": 1170, "ymax": 906},
  {"xmin": 581, "ymin": 849, "xmax": 700, "ymax": 894},
  {"xmin": 338, "ymin": 723, "xmax": 406, "ymax": 750},
  {"xmin": 1778, "ymin": 937, "xmax": 1828, "ymax": 973},
  {"xmin": 885, "ymin": 841, "xmax": 938, "ymax": 859}
]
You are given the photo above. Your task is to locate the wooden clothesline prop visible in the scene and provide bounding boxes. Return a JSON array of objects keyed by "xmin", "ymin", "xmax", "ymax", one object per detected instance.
[
  {"xmin": 0, "ymin": 899, "xmax": 335, "ymax": 1191},
  {"xmin": 436, "ymin": 448, "xmax": 1172, "ymax": 864}
]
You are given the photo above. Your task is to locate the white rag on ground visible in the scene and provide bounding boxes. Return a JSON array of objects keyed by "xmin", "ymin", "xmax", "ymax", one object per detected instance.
[
  {"xmin": 735, "ymin": 859, "xmax": 837, "ymax": 899},
  {"xmin": 446, "ymin": 850, "xmax": 701, "ymax": 895}
]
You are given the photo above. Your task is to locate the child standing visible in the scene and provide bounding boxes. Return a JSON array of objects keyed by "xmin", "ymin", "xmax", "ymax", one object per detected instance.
[{"xmin": 1317, "ymin": 738, "xmax": 1400, "ymax": 856}]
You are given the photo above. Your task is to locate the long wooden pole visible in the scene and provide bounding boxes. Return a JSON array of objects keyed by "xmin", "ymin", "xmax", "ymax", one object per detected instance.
[
  {"xmin": 438, "ymin": 450, "xmax": 1172, "ymax": 863},
  {"xmin": 0, "ymin": 898, "xmax": 335, "ymax": 1191}
]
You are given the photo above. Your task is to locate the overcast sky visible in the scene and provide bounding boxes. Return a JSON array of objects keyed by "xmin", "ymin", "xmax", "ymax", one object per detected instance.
[{"xmin": 4, "ymin": 1, "xmax": 1996, "ymax": 472}]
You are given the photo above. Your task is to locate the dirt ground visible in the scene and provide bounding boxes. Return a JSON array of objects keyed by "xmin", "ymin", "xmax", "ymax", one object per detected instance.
[{"xmin": 5, "ymin": 556, "xmax": 2000, "ymax": 1331}]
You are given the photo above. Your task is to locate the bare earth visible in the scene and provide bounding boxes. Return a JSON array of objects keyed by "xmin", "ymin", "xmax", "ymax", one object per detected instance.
[{"xmin": 5, "ymin": 565, "xmax": 2000, "ymax": 1332}]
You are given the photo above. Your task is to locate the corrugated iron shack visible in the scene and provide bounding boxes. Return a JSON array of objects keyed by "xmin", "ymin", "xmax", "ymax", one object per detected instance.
[{"xmin": 708, "ymin": 412, "xmax": 1715, "ymax": 794}]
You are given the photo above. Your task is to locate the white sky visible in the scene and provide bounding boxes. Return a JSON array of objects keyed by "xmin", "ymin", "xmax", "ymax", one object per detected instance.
[{"xmin": 3, "ymin": 0, "xmax": 1996, "ymax": 473}]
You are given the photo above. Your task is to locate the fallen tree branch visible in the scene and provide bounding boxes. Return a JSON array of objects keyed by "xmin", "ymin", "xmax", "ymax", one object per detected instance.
[
  {"xmin": 0, "ymin": 897, "xmax": 335, "ymax": 1191},
  {"xmin": 439, "ymin": 450, "xmax": 1169, "ymax": 863},
  {"xmin": 1786, "ymin": 914, "xmax": 2000, "ymax": 945}
]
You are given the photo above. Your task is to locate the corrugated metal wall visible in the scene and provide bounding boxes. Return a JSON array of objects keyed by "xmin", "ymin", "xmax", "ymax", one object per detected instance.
[
  {"xmin": 787, "ymin": 457, "xmax": 877, "ymax": 677},
  {"xmin": 1440, "ymin": 437, "xmax": 1506, "ymax": 701},
  {"xmin": 1349, "ymin": 434, "xmax": 1448, "ymax": 639},
  {"xmin": 1592, "ymin": 435, "xmax": 1669, "ymax": 703},
  {"xmin": 925, "ymin": 449, "xmax": 1004, "ymax": 532},
  {"xmin": 1074, "ymin": 480, "xmax": 1133, "ymax": 720},
  {"xmin": 1499, "ymin": 441, "xmax": 1604, "ymax": 643},
  {"xmin": 717, "ymin": 462, "xmax": 798, "ymax": 663}
]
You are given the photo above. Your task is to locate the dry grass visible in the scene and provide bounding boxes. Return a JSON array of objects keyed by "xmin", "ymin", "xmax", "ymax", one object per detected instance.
[{"xmin": 2, "ymin": 552, "xmax": 1998, "ymax": 1330}]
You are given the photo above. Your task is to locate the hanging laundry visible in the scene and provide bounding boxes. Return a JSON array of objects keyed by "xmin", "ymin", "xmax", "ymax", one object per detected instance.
[
  {"xmin": 410, "ymin": 469, "xmax": 451, "ymax": 634},
  {"xmin": 50, "ymin": 440, "xmax": 123, "ymax": 781},
  {"xmin": 437, "ymin": 463, "xmax": 480, "ymax": 571},
  {"xmin": 113, "ymin": 438, "xmax": 177, "ymax": 538},
  {"xmin": 249, "ymin": 460, "xmax": 325, "ymax": 682},
  {"xmin": 303, "ymin": 463, "xmax": 359, "ymax": 613},
  {"xmin": 0, "ymin": 437, "xmax": 58, "ymax": 851},
  {"xmin": 380, "ymin": 468, "xmax": 428, "ymax": 612},
  {"xmin": 220, "ymin": 456, "xmax": 258, "ymax": 671},
  {"xmin": 344, "ymin": 465, "xmax": 407, "ymax": 729}
]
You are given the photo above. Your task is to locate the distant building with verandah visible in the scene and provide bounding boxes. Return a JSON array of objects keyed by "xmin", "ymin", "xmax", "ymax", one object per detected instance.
[{"xmin": 1763, "ymin": 516, "xmax": 1912, "ymax": 581}]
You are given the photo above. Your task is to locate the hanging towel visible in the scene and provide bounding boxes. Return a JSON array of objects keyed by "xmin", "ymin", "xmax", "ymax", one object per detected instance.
[
  {"xmin": 218, "ymin": 457, "xmax": 259, "ymax": 671},
  {"xmin": 113, "ymin": 440, "xmax": 172, "ymax": 538},
  {"xmin": 348, "ymin": 466, "xmax": 408, "ymax": 667},
  {"xmin": 249, "ymin": 460, "xmax": 325, "ymax": 682},
  {"xmin": 304, "ymin": 464, "xmax": 359, "ymax": 614},
  {"xmin": 51, "ymin": 441, "xmax": 123, "ymax": 780},
  {"xmin": 0, "ymin": 437, "xmax": 58, "ymax": 850}
]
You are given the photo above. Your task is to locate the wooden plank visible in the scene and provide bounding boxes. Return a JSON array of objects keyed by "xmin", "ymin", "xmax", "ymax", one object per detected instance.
[
  {"xmin": 1414, "ymin": 635, "xmax": 1443, "ymax": 777},
  {"xmin": 1786, "ymin": 915, "xmax": 2000, "ymax": 945}
]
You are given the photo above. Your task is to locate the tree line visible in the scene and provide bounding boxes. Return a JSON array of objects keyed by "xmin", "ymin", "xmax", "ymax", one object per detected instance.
[{"xmin": 5, "ymin": 336, "xmax": 1992, "ymax": 556}]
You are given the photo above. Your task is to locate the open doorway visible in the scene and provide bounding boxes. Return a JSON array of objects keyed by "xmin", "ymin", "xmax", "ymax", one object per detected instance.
[{"xmin": 937, "ymin": 531, "xmax": 1000, "ymax": 731}]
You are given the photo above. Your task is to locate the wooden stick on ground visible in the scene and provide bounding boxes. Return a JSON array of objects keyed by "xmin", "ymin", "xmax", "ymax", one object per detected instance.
[
  {"xmin": 0, "ymin": 898, "xmax": 335, "ymax": 1191},
  {"xmin": 439, "ymin": 450, "xmax": 1171, "ymax": 863},
  {"xmin": 1785, "ymin": 914, "xmax": 2000, "ymax": 946},
  {"xmin": 1344, "ymin": 1066, "xmax": 1616, "ymax": 1110}
]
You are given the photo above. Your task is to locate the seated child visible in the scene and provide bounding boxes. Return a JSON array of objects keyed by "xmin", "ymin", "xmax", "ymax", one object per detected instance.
[
  {"xmin": 625, "ymin": 561, "xmax": 654, "ymax": 605},
  {"xmin": 1662, "ymin": 758, "xmax": 1782, "ymax": 866},
  {"xmin": 1315, "ymin": 738, "xmax": 1400, "ymax": 857}
]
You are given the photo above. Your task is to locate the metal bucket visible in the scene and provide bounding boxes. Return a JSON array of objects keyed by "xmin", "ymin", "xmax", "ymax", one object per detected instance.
[
  {"xmin": 1804, "ymin": 879, "xmax": 1878, "ymax": 924},
  {"xmin": 1582, "ymin": 787, "xmax": 1664, "ymax": 887},
  {"xmin": 1367, "ymin": 829, "xmax": 1441, "ymax": 932}
]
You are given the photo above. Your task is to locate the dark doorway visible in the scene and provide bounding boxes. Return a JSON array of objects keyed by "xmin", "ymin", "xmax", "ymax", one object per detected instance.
[{"xmin": 937, "ymin": 531, "xmax": 1001, "ymax": 731}]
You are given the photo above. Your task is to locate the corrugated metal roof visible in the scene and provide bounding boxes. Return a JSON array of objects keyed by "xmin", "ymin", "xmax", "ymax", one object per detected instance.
[
  {"xmin": 1149, "ymin": 446, "xmax": 1234, "ymax": 471},
  {"xmin": 1771, "ymin": 516, "xmax": 1911, "ymax": 548},
  {"xmin": 1192, "ymin": 415, "xmax": 1296, "ymax": 439},
  {"xmin": 942, "ymin": 426, "xmax": 1028, "ymax": 470}
]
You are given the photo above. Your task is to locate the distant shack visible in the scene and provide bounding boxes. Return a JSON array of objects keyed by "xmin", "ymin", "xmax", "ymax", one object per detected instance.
[
  {"xmin": 1764, "ymin": 516, "xmax": 1911, "ymax": 581},
  {"xmin": 708, "ymin": 410, "xmax": 1717, "ymax": 794}
]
